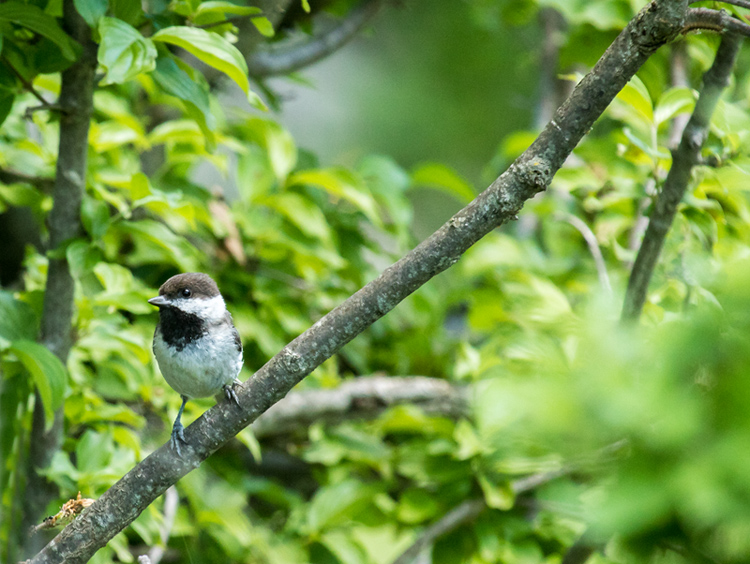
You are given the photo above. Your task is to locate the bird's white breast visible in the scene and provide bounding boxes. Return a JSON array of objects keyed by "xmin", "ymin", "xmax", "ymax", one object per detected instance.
[{"xmin": 153, "ymin": 320, "xmax": 243, "ymax": 399}]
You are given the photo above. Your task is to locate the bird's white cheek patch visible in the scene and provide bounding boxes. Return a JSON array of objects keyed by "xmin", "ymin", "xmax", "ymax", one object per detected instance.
[{"xmin": 176, "ymin": 295, "xmax": 227, "ymax": 322}]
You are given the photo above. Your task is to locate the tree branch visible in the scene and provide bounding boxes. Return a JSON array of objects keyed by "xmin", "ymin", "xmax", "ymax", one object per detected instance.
[
  {"xmin": 0, "ymin": 55, "xmax": 54, "ymax": 110},
  {"xmin": 555, "ymin": 213, "xmax": 612, "ymax": 296},
  {"xmin": 691, "ymin": 0, "xmax": 750, "ymax": 12},
  {"xmin": 247, "ymin": 0, "xmax": 381, "ymax": 77},
  {"xmin": 683, "ymin": 7, "xmax": 750, "ymax": 35},
  {"xmin": 30, "ymin": 2, "xmax": 689, "ymax": 562},
  {"xmin": 0, "ymin": 168, "xmax": 54, "ymax": 191},
  {"xmin": 251, "ymin": 376, "xmax": 467, "ymax": 438},
  {"xmin": 391, "ymin": 467, "xmax": 573, "ymax": 564},
  {"xmin": 392, "ymin": 499, "xmax": 485, "ymax": 564},
  {"xmin": 144, "ymin": 486, "xmax": 178, "ymax": 564},
  {"xmin": 21, "ymin": 0, "xmax": 98, "ymax": 554},
  {"xmin": 622, "ymin": 32, "xmax": 742, "ymax": 321}
]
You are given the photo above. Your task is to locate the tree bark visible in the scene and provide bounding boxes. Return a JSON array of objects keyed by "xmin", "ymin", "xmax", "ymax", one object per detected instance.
[{"xmin": 622, "ymin": 32, "xmax": 742, "ymax": 321}]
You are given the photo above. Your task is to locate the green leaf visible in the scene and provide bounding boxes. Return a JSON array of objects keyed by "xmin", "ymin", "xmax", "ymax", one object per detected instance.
[
  {"xmin": 81, "ymin": 195, "xmax": 111, "ymax": 239},
  {"xmin": 116, "ymin": 219, "xmax": 201, "ymax": 271},
  {"xmin": 396, "ymin": 488, "xmax": 440, "ymax": 524},
  {"xmin": 654, "ymin": 86, "xmax": 695, "ymax": 126},
  {"xmin": 411, "ymin": 163, "xmax": 475, "ymax": 203},
  {"xmin": 73, "ymin": 0, "xmax": 109, "ymax": 27},
  {"xmin": 260, "ymin": 192, "xmax": 333, "ymax": 244},
  {"xmin": 610, "ymin": 74, "xmax": 654, "ymax": 135},
  {"xmin": 301, "ymin": 0, "xmax": 310, "ymax": 12},
  {"xmin": 109, "ymin": 0, "xmax": 142, "ymax": 25},
  {"xmin": 9, "ymin": 340, "xmax": 66, "ymax": 427},
  {"xmin": 0, "ymin": 90, "xmax": 15, "ymax": 128},
  {"xmin": 152, "ymin": 26, "xmax": 265, "ymax": 109},
  {"xmin": 0, "ymin": 292, "xmax": 38, "ymax": 345},
  {"xmin": 193, "ymin": 1, "xmax": 262, "ymax": 25},
  {"xmin": 76, "ymin": 430, "xmax": 113, "ymax": 473},
  {"xmin": 307, "ymin": 479, "xmax": 382, "ymax": 533},
  {"xmin": 319, "ymin": 531, "xmax": 367, "ymax": 564},
  {"xmin": 0, "ymin": 2, "xmax": 78, "ymax": 60},
  {"xmin": 477, "ymin": 472, "xmax": 514, "ymax": 510},
  {"xmin": 289, "ymin": 168, "xmax": 383, "ymax": 228},
  {"xmin": 97, "ymin": 17, "xmax": 157, "ymax": 85},
  {"xmin": 250, "ymin": 17, "xmax": 274, "ymax": 37},
  {"xmin": 152, "ymin": 55, "xmax": 216, "ymax": 149}
]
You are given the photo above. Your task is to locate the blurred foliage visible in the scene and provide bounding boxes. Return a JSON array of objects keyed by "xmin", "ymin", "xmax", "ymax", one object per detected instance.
[{"xmin": 3, "ymin": 1, "xmax": 750, "ymax": 564}]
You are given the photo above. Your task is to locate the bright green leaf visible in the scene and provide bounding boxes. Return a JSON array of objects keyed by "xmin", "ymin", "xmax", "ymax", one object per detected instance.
[
  {"xmin": 301, "ymin": 0, "xmax": 310, "ymax": 13},
  {"xmin": 97, "ymin": 17, "xmax": 157, "ymax": 85},
  {"xmin": 477, "ymin": 472, "xmax": 514, "ymax": 510},
  {"xmin": 250, "ymin": 16, "xmax": 274, "ymax": 37},
  {"xmin": 9, "ymin": 340, "xmax": 66, "ymax": 427},
  {"xmin": 654, "ymin": 86, "xmax": 696, "ymax": 126},
  {"xmin": 193, "ymin": 1, "xmax": 262, "ymax": 25}
]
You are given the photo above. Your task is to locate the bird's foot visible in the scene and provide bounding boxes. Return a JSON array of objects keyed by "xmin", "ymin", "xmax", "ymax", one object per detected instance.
[
  {"xmin": 170, "ymin": 421, "xmax": 187, "ymax": 457},
  {"xmin": 223, "ymin": 379, "xmax": 241, "ymax": 407}
]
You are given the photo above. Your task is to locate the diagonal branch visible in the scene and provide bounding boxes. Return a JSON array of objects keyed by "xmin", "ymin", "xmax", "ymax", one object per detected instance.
[
  {"xmin": 622, "ymin": 32, "xmax": 742, "ymax": 321},
  {"xmin": 30, "ymin": 2, "xmax": 689, "ymax": 562},
  {"xmin": 0, "ymin": 167, "xmax": 54, "ymax": 191},
  {"xmin": 247, "ymin": 0, "xmax": 381, "ymax": 77},
  {"xmin": 556, "ymin": 213, "xmax": 612, "ymax": 296}
]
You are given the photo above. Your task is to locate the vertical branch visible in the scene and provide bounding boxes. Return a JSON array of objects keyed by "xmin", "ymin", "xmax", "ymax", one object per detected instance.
[
  {"xmin": 622, "ymin": 32, "xmax": 742, "ymax": 321},
  {"xmin": 22, "ymin": 0, "xmax": 98, "ymax": 551},
  {"xmin": 535, "ymin": 7, "xmax": 567, "ymax": 130}
]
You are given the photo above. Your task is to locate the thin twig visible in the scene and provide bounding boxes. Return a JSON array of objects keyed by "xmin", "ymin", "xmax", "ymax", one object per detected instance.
[
  {"xmin": 0, "ymin": 55, "xmax": 54, "ymax": 110},
  {"xmin": 622, "ymin": 32, "xmax": 742, "ymax": 321},
  {"xmin": 555, "ymin": 212, "xmax": 612, "ymax": 296},
  {"xmin": 683, "ymin": 7, "xmax": 750, "ymax": 35},
  {"xmin": 0, "ymin": 168, "xmax": 54, "ymax": 190},
  {"xmin": 391, "ymin": 500, "xmax": 485, "ymax": 564},
  {"xmin": 146, "ymin": 486, "xmax": 179, "ymax": 564},
  {"xmin": 392, "ymin": 467, "xmax": 574, "ymax": 564},
  {"xmin": 247, "ymin": 0, "xmax": 381, "ymax": 77}
]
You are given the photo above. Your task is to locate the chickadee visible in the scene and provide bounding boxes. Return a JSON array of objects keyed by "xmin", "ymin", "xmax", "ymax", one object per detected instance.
[{"xmin": 149, "ymin": 272, "xmax": 243, "ymax": 455}]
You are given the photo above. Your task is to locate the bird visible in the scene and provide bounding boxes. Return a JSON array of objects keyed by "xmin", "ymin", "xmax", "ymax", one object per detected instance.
[{"xmin": 149, "ymin": 272, "xmax": 243, "ymax": 455}]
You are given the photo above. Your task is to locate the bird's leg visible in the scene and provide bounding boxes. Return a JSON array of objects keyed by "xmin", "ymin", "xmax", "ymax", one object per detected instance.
[
  {"xmin": 222, "ymin": 379, "xmax": 241, "ymax": 407},
  {"xmin": 171, "ymin": 395, "xmax": 189, "ymax": 456}
]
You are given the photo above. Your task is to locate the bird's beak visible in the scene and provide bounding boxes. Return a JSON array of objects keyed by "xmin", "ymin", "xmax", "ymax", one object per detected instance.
[{"xmin": 148, "ymin": 296, "xmax": 169, "ymax": 308}]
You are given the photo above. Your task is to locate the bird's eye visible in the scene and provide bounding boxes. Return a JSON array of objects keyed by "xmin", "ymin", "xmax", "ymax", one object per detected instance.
[{"xmin": 181, "ymin": 288, "xmax": 191, "ymax": 297}]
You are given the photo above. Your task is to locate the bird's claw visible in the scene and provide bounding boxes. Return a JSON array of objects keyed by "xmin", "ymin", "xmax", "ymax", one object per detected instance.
[
  {"xmin": 223, "ymin": 379, "xmax": 241, "ymax": 407},
  {"xmin": 170, "ymin": 421, "xmax": 187, "ymax": 457}
]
